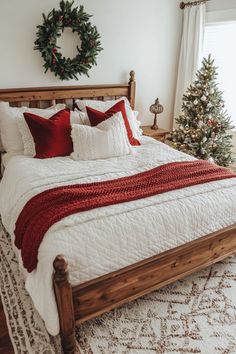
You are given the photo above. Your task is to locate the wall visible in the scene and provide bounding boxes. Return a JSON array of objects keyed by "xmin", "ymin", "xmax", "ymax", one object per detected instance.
[
  {"xmin": 0, "ymin": 0, "xmax": 182, "ymax": 129},
  {"xmin": 207, "ymin": 0, "xmax": 236, "ymax": 12}
]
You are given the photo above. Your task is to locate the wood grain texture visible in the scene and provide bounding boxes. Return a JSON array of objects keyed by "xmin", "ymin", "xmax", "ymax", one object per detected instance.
[
  {"xmin": 142, "ymin": 126, "xmax": 169, "ymax": 142},
  {"xmin": 72, "ymin": 224, "xmax": 236, "ymax": 324},
  {"xmin": 0, "ymin": 71, "xmax": 135, "ymax": 110},
  {"xmin": 53, "ymin": 256, "xmax": 78, "ymax": 354},
  {"xmin": 128, "ymin": 70, "xmax": 136, "ymax": 110}
]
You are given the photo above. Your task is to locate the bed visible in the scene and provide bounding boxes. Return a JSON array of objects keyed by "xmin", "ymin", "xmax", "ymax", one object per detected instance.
[{"xmin": 0, "ymin": 72, "xmax": 236, "ymax": 354}]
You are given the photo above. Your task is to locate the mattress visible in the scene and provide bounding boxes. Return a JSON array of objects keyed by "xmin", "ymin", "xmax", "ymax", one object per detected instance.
[{"xmin": 0, "ymin": 136, "xmax": 236, "ymax": 335}]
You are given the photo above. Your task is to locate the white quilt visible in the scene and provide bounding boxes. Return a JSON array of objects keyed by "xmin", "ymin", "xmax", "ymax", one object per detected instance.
[{"xmin": 0, "ymin": 137, "xmax": 236, "ymax": 336}]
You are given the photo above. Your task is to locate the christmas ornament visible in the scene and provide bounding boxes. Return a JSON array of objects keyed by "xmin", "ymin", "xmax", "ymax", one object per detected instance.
[
  {"xmin": 198, "ymin": 120, "xmax": 204, "ymax": 127},
  {"xmin": 211, "ymin": 132, "xmax": 216, "ymax": 139},
  {"xmin": 207, "ymin": 119, "xmax": 213, "ymax": 127},
  {"xmin": 208, "ymin": 157, "xmax": 215, "ymax": 164},
  {"xmin": 34, "ymin": 0, "xmax": 103, "ymax": 80}
]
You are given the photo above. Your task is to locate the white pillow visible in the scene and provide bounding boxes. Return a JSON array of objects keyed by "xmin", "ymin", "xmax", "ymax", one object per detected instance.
[
  {"xmin": 0, "ymin": 102, "xmax": 26, "ymax": 152},
  {"xmin": 17, "ymin": 109, "xmax": 84, "ymax": 157},
  {"xmin": 133, "ymin": 111, "xmax": 143, "ymax": 136},
  {"xmin": 75, "ymin": 97, "xmax": 142, "ymax": 139},
  {"xmin": 0, "ymin": 102, "xmax": 66, "ymax": 153},
  {"xmin": 71, "ymin": 112, "xmax": 132, "ymax": 161}
]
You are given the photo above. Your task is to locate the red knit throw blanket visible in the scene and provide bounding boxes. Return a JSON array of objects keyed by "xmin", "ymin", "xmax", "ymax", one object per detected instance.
[{"xmin": 14, "ymin": 160, "xmax": 236, "ymax": 272}]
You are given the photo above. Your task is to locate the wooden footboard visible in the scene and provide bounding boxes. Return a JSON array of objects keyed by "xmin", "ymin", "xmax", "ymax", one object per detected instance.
[{"xmin": 53, "ymin": 224, "xmax": 236, "ymax": 354}]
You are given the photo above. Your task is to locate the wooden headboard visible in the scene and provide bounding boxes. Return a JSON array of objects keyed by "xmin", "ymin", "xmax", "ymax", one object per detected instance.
[{"xmin": 0, "ymin": 71, "xmax": 136, "ymax": 110}]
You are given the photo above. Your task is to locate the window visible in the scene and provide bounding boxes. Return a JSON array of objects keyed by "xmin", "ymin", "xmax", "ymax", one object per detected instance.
[{"xmin": 203, "ymin": 22, "xmax": 236, "ymax": 131}]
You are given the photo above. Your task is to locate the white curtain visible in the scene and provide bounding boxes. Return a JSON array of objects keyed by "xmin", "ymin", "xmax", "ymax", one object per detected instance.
[{"xmin": 173, "ymin": 3, "xmax": 206, "ymax": 127}]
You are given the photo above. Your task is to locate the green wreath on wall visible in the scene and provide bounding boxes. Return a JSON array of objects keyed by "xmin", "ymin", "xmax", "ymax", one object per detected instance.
[{"xmin": 34, "ymin": 1, "xmax": 103, "ymax": 80}]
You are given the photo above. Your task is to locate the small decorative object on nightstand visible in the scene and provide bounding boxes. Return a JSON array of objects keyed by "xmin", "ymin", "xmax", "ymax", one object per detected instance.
[
  {"xmin": 142, "ymin": 126, "xmax": 169, "ymax": 142},
  {"xmin": 150, "ymin": 98, "xmax": 164, "ymax": 130}
]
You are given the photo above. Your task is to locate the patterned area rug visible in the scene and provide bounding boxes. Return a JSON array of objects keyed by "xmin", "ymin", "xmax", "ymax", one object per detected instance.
[{"xmin": 1, "ymin": 221, "xmax": 236, "ymax": 354}]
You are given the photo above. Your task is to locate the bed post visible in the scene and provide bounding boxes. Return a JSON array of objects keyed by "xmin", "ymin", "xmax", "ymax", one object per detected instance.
[
  {"xmin": 129, "ymin": 70, "xmax": 136, "ymax": 110},
  {"xmin": 53, "ymin": 256, "xmax": 78, "ymax": 354}
]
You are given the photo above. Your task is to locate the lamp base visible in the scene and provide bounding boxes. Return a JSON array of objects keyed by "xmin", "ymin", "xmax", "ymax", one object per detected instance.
[{"xmin": 151, "ymin": 124, "xmax": 159, "ymax": 130}]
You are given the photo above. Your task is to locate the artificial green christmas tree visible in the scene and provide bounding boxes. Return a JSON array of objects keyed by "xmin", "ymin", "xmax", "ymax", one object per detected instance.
[{"xmin": 168, "ymin": 55, "xmax": 234, "ymax": 166}]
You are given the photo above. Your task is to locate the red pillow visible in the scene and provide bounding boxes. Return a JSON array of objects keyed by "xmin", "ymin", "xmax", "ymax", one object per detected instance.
[
  {"xmin": 86, "ymin": 100, "xmax": 140, "ymax": 146},
  {"xmin": 24, "ymin": 109, "xmax": 73, "ymax": 159}
]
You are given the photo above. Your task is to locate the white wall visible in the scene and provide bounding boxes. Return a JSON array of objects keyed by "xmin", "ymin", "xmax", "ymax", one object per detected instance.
[
  {"xmin": 0, "ymin": 0, "xmax": 182, "ymax": 129},
  {"xmin": 207, "ymin": 0, "xmax": 236, "ymax": 12}
]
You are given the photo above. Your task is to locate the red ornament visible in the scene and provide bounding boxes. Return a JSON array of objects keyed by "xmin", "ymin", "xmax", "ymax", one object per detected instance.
[
  {"xmin": 207, "ymin": 119, "xmax": 213, "ymax": 127},
  {"xmin": 52, "ymin": 58, "xmax": 56, "ymax": 65},
  {"xmin": 52, "ymin": 48, "xmax": 57, "ymax": 53}
]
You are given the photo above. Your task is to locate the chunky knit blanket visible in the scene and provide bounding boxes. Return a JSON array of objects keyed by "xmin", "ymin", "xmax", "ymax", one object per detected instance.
[{"xmin": 14, "ymin": 160, "xmax": 236, "ymax": 272}]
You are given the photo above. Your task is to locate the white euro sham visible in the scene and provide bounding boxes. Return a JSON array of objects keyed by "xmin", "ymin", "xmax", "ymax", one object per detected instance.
[{"xmin": 75, "ymin": 96, "xmax": 142, "ymax": 139}]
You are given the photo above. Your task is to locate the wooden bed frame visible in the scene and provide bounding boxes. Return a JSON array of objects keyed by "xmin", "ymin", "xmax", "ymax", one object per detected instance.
[{"xmin": 0, "ymin": 71, "xmax": 236, "ymax": 354}]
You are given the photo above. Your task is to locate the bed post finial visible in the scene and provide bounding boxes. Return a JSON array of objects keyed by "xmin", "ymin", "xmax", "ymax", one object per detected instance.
[
  {"xmin": 128, "ymin": 70, "xmax": 136, "ymax": 110},
  {"xmin": 129, "ymin": 70, "xmax": 135, "ymax": 83},
  {"xmin": 53, "ymin": 255, "xmax": 78, "ymax": 354},
  {"xmin": 53, "ymin": 255, "xmax": 68, "ymax": 283}
]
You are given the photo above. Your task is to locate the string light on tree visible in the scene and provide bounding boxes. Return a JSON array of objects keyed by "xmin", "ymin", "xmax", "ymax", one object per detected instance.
[{"xmin": 168, "ymin": 55, "xmax": 234, "ymax": 167}]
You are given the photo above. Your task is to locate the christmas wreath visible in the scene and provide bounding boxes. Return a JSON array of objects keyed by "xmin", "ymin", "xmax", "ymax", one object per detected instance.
[{"xmin": 34, "ymin": 1, "xmax": 103, "ymax": 80}]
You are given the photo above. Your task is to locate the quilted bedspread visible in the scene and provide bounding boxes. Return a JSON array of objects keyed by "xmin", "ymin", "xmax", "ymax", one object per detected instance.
[{"xmin": 0, "ymin": 137, "xmax": 236, "ymax": 335}]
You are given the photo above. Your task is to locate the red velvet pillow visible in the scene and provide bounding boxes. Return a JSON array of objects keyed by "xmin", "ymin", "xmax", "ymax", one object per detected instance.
[
  {"xmin": 86, "ymin": 100, "xmax": 140, "ymax": 146},
  {"xmin": 24, "ymin": 109, "xmax": 73, "ymax": 159}
]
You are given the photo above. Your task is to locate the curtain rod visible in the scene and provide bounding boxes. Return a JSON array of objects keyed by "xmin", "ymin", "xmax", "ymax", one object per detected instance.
[{"xmin": 180, "ymin": 0, "xmax": 210, "ymax": 10}]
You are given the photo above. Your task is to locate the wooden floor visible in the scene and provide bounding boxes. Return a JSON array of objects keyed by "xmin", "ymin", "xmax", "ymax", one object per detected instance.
[{"xmin": 0, "ymin": 301, "xmax": 14, "ymax": 354}]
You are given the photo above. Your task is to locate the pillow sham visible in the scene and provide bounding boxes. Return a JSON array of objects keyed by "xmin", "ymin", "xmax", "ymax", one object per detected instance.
[
  {"xmin": 0, "ymin": 102, "xmax": 25, "ymax": 152},
  {"xmin": 86, "ymin": 100, "xmax": 140, "ymax": 146},
  {"xmin": 24, "ymin": 109, "xmax": 73, "ymax": 159},
  {"xmin": 18, "ymin": 109, "xmax": 84, "ymax": 157},
  {"xmin": 75, "ymin": 96, "xmax": 142, "ymax": 139},
  {"xmin": 71, "ymin": 112, "xmax": 132, "ymax": 161},
  {"xmin": 0, "ymin": 102, "xmax": 66, "ymax": 153},
  {"xmin": 133, "ymin": 111, "xmax": 143, "ymax": 136}
]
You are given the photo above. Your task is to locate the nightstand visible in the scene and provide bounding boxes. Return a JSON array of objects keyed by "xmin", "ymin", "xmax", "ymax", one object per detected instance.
[{"xmin": 142, "ymin": 126, "xmax": 169, "ymax": 142}]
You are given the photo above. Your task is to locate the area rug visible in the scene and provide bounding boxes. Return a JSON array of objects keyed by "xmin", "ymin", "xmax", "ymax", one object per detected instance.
[{"xmin": 1, "ymin": 220, "xmax": 236, "ymax": 354}]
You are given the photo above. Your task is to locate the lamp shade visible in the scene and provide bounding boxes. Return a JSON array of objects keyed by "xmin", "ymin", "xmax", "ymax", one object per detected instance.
[{"xmin": 150, "ymin": 98, "xmax": 164, "ymax": 115}]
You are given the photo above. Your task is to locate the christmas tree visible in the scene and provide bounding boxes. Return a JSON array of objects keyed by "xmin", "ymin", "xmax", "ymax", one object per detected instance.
[{"xmin": 168, "ymin": 55, "xmax": 234, "ymax": 166}]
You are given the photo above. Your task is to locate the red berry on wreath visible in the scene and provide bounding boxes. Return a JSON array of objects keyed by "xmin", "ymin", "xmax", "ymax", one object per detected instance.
[
  {"xmin": 52, "ymin": 58, "xmax": 56, "ymax": 65},
  {"xmin": 52, "ymin": 48, "xmax": 57, "ymax": 53}
]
